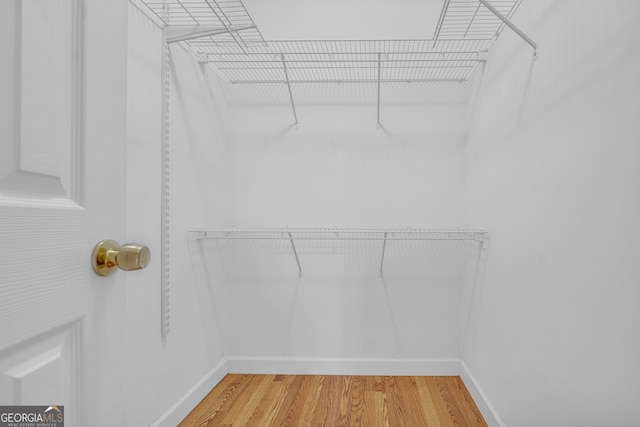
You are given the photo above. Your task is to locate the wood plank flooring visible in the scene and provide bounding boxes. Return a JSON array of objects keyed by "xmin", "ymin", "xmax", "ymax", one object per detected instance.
[{"xmin": 179, "ymin": 375, "xmax": 487, "ymax": 426}]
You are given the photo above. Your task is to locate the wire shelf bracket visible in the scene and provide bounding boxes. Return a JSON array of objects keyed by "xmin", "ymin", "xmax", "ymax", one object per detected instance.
[
  {"xmin": 280, "ymin": 54, "xmax": 298, "ymax": 126},
  {"xmin": 477, "ymin": 0, "xmax": 537, "ymax": 56},
  {"xmin": 287, "ymin": 231, "xmax": 303, "ymax": 277},
  {"xmin": 376, "ymin": 53, "xmax": 382, "ymax": 128},
  {"xmin": 166, "ymin": 24, "xmax": 256, "ymax": 44},
  {"xmin": 379, "ymin": 231, "xmax": 388, "ymax": 278}
]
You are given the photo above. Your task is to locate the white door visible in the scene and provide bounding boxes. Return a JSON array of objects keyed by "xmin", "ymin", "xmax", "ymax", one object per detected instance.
[{"xmin": 1, "ymin": 1, "xmax": 133, "ymax": 426}]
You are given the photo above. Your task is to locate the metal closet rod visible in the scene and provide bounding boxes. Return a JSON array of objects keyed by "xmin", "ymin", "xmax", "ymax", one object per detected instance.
[
  {"xmin": 228, "ymin": 78, "xmax": 466, "ymax": 84},
  {"xmin": 199, "ymin": 50, "xmax": 485, "ymax": 57},
  {"xmin": 200, "ymin": 58, "xmax": 485, "ymax": 64},
  {"xmin": 192, "ymin": 228, "xmax": 488, "ymax": 240},
  {"xmin": 190, "ymin": 39, "xmax": 493, "ymax": 49}
]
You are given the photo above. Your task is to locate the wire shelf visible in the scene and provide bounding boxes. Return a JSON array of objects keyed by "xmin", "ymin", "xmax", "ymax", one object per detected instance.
[
  {"xmin": 197, "ymin": 39, "xmax": 491, "ymax": 85},
  {"xmin": 143, "ymin": 0, "xmax": 266, "ymax": 51},
  {"xmin": 434, "ymin": 0, "xmax": 523, "ymax": 40},
  {"xmin": 191, "ymin": 227, "xmax": 487, "ymax": 277},
  {"xmin": 137, "ymin": 0, "xmax": 518, "ymax": 86},
  {"xmin": 137, "ymin": 0, "xmax": 531, "ymax": 117},
  {"xmin": 192, "ymin": 227, "xmax": 488, "ymax": 241}
]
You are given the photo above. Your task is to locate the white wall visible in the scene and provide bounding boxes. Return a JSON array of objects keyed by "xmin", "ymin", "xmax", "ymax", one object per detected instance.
[
  {"xmin": 221, "ymin": 101, "xmax": 475, "ymax": 361},
  {"xmin": 126, "ymin": 5, "xmax": 230, "ymax": 425},
  {"xmin": 227, "ymin": 103, "xmax": 468, "ymax": 227},
  {"xmin": 463, "ymin": 1, "xmax": 640, "ymax": 426}
]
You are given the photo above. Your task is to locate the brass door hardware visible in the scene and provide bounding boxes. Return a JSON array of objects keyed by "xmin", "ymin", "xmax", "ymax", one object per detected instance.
[{"xmin": 92, "ymin": 240, "xmax": 151, "ymax": 276}]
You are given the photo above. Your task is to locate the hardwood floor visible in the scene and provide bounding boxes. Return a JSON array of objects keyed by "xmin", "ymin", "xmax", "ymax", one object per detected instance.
[{"xmin": 179, "ymin": 375, "xmax": 487, "ymax": 426}]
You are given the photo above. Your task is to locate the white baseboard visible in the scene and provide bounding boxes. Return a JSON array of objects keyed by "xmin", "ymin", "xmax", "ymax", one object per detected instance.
[
  {"xmin": 227, "ymin": 356, "xmax": 461, "ymax": 376},
  {"xmin": 150, "ymin": 358, "xmax": 228, "ymax": 427},
  {"xmin": 459, "ymin": 361, "xmax": 506, "ymax": 427}
]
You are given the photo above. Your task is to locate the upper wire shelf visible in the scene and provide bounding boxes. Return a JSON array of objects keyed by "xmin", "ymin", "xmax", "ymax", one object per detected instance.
[
  {"xmin": 142, "ymin": 0, "xmax": 266, "ymax": 50},
  {"xmin": 139, "ymin": 0, "xmax": 523, "ymax": 86},
  {"xmin": 197, "ymin": 39, "xmax": 492, "ymax": 85},
  {"xmin": 138, "ymin": 0, "xmax": 530, "ymax": 122},
  {"xmin": 434, "ymin": 0, "xmax": 522, "ymax": 40}
]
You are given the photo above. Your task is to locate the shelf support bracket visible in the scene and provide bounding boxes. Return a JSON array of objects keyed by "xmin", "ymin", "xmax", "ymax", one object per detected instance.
[
  {"xmin": 166, "ymin": 24, "xmax": 256, "ymax": 44},
  {"xmin": 478, "ymin": 0, "xmax": 537, "ymax": 56},
  {"xmin": 287, "ymin": 232, "xmax": 303, "ymax": 277},
  {"xmin": 204, "ymin": 0, "xmax": 248, "ymax": 54},
  {"xmin": 161, "ymin": 23, "xmax": 171, "ymax": 340},
  {"xmin": 376, "ymin": 53, "xmax": 382, "ymax": 127},
  {"xmin": 281, "ymin": 54, "xmax": 299, "ymax": 125},
  {"xmin": 379, "ymin": 232, "xmax": 388, "ymax": 278}
]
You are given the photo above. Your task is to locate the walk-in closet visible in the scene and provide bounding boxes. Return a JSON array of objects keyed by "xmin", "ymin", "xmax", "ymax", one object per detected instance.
[{"xmin": 1, "ymin": 0, "xmax": 638, "ymax": 426}]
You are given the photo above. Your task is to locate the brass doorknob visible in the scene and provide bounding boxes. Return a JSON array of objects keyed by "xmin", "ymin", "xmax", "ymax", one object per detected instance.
[{"xmin": 92, "ymin": 240, "xmax": 151, "ymax": 276}]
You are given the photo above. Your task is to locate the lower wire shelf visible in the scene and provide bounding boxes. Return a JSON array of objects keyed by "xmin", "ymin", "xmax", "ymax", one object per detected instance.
[{"xmin": 190, "ymin": 227, "xmax": 488, "ymax": 277}]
